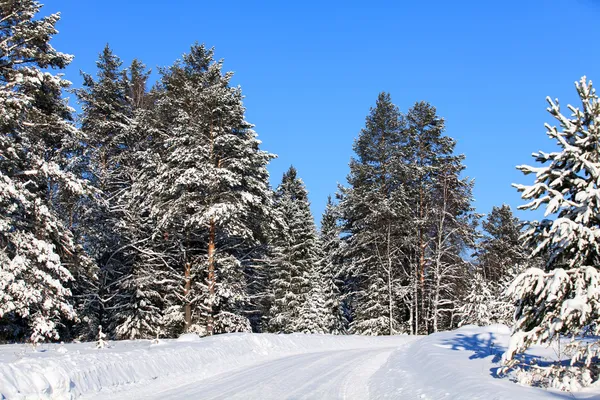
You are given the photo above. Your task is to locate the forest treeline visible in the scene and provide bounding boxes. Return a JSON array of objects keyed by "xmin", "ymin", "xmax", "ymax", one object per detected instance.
[
  {"xmin": 0, "ymin": 0, "xmax": 533, "ymax": 343},
  {"xmin": 2, "ymin": 0, "xmax": 544, "ymax": 345}
]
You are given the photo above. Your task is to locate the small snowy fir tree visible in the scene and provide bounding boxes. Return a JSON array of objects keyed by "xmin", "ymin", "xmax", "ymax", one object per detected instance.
[
  {"xmin": 503, "ymin": 77, "xmax": 600, "ymax": 390},
  {"xmin": 0, "ymin": 0, "xmax": 90, "ymax": 343},
  {"xmin": 95, "ymin": 325, "xmax": 108, "ymax": 349},
  {"xmin": 458, "ymin": 272, "xmax": 495, "ymax": 326},
  {"xmin": 458, "ymin": 269, "xmax": 515, "ymax": 328}
]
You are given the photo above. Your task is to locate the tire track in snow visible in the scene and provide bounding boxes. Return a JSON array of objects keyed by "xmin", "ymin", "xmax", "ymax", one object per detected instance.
[{"xmin": 129, "ymin": 347, "xmax": 398, "ymax": 400}]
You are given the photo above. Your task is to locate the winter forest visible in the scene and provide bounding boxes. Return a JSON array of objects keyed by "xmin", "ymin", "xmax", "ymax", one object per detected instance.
[{"xmin": 3, "ymin": 0, "xmax": 600, "ymax": 395}]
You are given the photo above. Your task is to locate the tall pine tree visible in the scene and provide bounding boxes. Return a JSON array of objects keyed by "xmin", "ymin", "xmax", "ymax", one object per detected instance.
[
  {"xmin": 142, "ymin": 44, "xmax": 274, "ymax": 335},
  {"xmin": 339, "ymin": 92, "xmax": 410, "ymax": 335}
]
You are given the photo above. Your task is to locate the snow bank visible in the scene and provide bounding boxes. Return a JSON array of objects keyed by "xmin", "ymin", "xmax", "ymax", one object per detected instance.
[
  {"xmin": 0, "ymin": 333, "xmax": 407, "ymax": 399},
  {"xmin": 369, "ymin": 325, "xmax": 599, "ymax": 400}
]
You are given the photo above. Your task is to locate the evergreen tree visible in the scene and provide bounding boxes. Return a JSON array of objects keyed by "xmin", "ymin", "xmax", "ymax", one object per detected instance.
[
  {"xmin": 319, "ymin": 196, "xmax": 346, "ymax": 334},
  {"xmin": 142, "ymin": 44, "xmax": 274, "ymax": 335},
  {"xmin": 267, "ymin": 166, "xmax": 329, "ymax": 333},
  {"xmin": 0, "ymin": 0, "xmax": 91, "ymax": 343},
  {"xmin": 404, "ymin": 101, "xmax": 476, "ymax": 334},
  {"xmin": 74, "ymin": 45, "xmax": 133, "ymax": 339},
  {"xmin": 339, "ymin": 96, "xmax": 476, "ymax": 335},
  {"xmin": 459, "ymin": 205, "xmax": 530, "ymax": 328},
  {"xmin": 107, "ymin": 59, "xmax": 173, "ymax": 340},
  {"xmin": 476, "ymin": 205, "xmax": 527, "ymax": 283},
  {"xmin": 339, "ymin": 92, "xmax": 409, "ymax": 335},
  {"xmin": 504, "ymin": 77, "xmax": 600, "ymax": 390},
  {"xmin": 458, "ymin": 272, "xmax": 496, "ymax": 327}
]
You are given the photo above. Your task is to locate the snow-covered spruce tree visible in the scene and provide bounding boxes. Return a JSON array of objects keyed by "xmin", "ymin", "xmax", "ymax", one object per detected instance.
[
  {"xmin": 267, "ymin": 166, "xmax": 329, "ymax": 333},
  {"xmin": 503, "ymin": 77, "xmax": 600, "ymax": 390},
  {"xmin": 319, "ymin": 196, "xmax": 347, "ymax": 334},
  {"xmin": 477, "ymin": 205, "xmax": 528, "ymax": 283},
  {"xmin": 339, "ymin": 92, "xmax": 411, "ymax": 335},
  {"xmin": 143, "ymin": 44, "xmax": 274, "ymax": 335},
  {"xmin": 74, "ymin": 45, "xmax": 134, "ymax": 339},
  {"xmin": 460, "ymin": 205, "xmax": 530, "ymax": 328},
  {"xmin": 0, "ymin": 0, "xmax": 91, "ymax": 343}
]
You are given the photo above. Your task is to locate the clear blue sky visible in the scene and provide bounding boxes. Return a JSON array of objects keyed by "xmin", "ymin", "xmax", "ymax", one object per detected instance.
[{"xmin": 43, "ymin": 0, "xmax": 600, "ymax": 224}]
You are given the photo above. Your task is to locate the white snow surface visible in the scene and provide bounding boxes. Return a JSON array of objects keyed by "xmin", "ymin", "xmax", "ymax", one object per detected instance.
[{"xmin": 1, "ymin": 326, "xmax": 600, "ymax": 399}]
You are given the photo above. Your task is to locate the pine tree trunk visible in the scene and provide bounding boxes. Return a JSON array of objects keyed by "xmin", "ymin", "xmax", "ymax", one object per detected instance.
[
  {"xmin": 206, "ymin": 117, "xmax": 216, "ymax": 336},
  {"xmin": 207, "ymin": 218, "xmax": 216, "ymax": 336},
  {"xmin": 184, "ymin": 261, "xmax": 191, "ymax": 331},
  {"xmin": 414, "ymin": 258, "xmax": 419, "ymax": 335}
]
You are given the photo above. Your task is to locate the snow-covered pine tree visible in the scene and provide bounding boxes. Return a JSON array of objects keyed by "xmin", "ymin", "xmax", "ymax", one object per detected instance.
[
  {"xmin": 143, "ymin": 44, "xmax": 274, "ymax": 335},
  {"xmin": 0, "ymin": 0, "xmax": 91, "ymax": 343},
  {"xmin": 339, "ymin": 96, "xmax": 475, "ymax": 335},
  {"xmin": 503, "ymin": 77, "xmax": 600, "ymax": 390},
  {"xmin": 267, "ymin": 166, "xmax": 329, "ymax": 333},
  {"xmin": 319, "ymin": 196, "xmax": 347, "ymax": 334},
  {"xmin": 402, "ymin": 101, "xmax": 476, "ymax": 334},
  {"xmin": 339, "ymin": 92, "xmax": 410, "ymax": 335}
]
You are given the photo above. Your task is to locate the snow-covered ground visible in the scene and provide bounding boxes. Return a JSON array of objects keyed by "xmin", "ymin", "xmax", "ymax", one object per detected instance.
[{"xmin": 1, "ymin": 326, "xmax": 600, "ymax": 399}]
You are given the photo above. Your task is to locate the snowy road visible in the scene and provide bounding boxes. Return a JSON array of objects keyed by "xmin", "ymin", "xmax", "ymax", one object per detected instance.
[{"xmin": 95, "ymin": 346, "xmax": 399, "ymax": 400}]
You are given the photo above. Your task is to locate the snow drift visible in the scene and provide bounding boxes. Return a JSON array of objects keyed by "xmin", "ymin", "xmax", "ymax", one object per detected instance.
[
  {"xmin": 3, "ymin": 326, "xmax": 600, "ymax": 399},
  {"xmin": 0, "ymin": 333, "xmax": 406, "ymax": 399}
]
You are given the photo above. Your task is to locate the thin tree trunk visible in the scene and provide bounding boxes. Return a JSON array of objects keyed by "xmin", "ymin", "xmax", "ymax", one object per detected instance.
[
  {"xmin": 207, "ymin": 218, "xmax": 216, "ymax": 336},
  {"xmin": 414, "ymin": 262, "xmax": 419, "ymax": 335},
  {"xmin": 432, "ymin": 173, "xmax": 449, "ymax": 333},
  {"xmin": 419, "ymin": 186, "xmax": 425, "ymax": 285}
]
